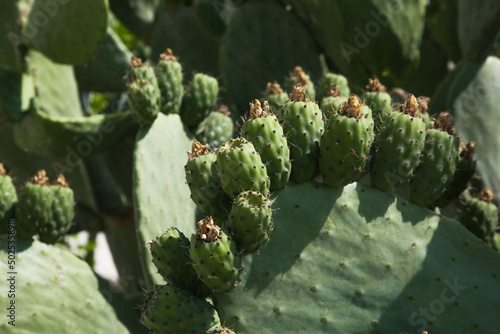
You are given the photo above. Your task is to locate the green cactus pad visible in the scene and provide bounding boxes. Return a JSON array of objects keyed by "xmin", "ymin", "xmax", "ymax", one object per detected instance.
[
  {"xmin": 155, "ymin": 49, "xmax": 184, "ymax": 115},
  {"xmin": 319, "ymin": 96, "xmax": 374, "ymax": 188},
  {"xmin": 194, "ymin": 0, "xmax": 226, "ymax": 38},
  {"xmin": 370, "ymin": 95, "xmax": 427, "ymax": 192},
  {"xmin": 277, "ymin": 85, "xmax": 324, "ymax": 183},
  {"xmin": 220, "ymin": 0, "xmax": 322, "ymax": 114},
  {"xmin": 189, "ymin": 218, "xmax": 242, "ymax": 293},
  {"xmin": 241, "ymin": 100, "xmax": 291, "ymax": 191},
  {"xmin": 149, "ymin": 227, "xmax": 209, "ymax": 297},
  {"xmin": 0, "ymin": 69, "xmax": 34, "ymax": 122},
  {"xmin": 216, "ymin": 137, "xmax": 270, "ymax": 198},
  {"xmin": 213, "ymin": 181, "xmax": 500, "ymax": 333},
  {"xmin": 74, "ymin": 28, "xmax": 133, "ymax": 93},
  {"xmin": 26, "ymin": 0, "xmax": 107, "ymax": 64},
  {"xmin": 409, "ymin": 114, "xmax": 460, "ymax": 207},
  {"xmin": 141, "ymin": 284, "xmax": 220, "ymax": 334},
  {"xmin": 195, "ymin": 106, "xmax": 234, "ymax": 149},
  {"xmin": 0, "ymin": 164, "xmax": 17, "ymax": 234},
  {"xmin": 0, "ymin": 237, "xmax": 129, "ymax": 333},
  {"xmin": 227, "ymin": 190, "xmax": 273, "ymax": 254},
  {"xmin": 185, "ymin": 141, "xmax": 231, "ymax": 223},
  {"xmin": 134, "ymin": 113, "xmax": 198, "ymax": 287},
  {"xmin": 181, "ymin": 73, "xmax": 219, "ymax": 128}
]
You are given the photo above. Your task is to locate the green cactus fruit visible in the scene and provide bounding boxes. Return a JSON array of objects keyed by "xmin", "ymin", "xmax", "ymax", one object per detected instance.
[
  {"xmin": 284, "ymin": 66, "xmax": 316, "ymax": 101},
  {"xmin": 277, "ymin": 84, "xmax": 324, "ymax": 183},
  {"xmin": 227, "ymin": 190, "xmax": 273, "ymax": 254},
  {"xmin": 207, "ymin": 325, "xmax": 237, "ymax": 334},
  {"xmin": 126, "ymin": 56, "xmax": 157, "ymax": 84},
  {"xmin": 241, "ymin": 100, "xmax": 291, "ymax": 191},
  {"xmin": 0, "ymin": 164, "xmax": 17, "ymax": 234},
  {"xmin": 155, "ymin": 49, "xmax": 184, "ymax": 115},
  {"xmin": 141, "ymin": 283, "xmax": 221, "ymax": 334},
  {"xmin": 434, "ymin": 140, "xmax": 477, "ymax": 208},
  {"xmin": 319, "ymin": 96, "xmax": 375, "ymax": 188},
  {"xmin": 417, "ymin": 95, "xmax": 434, "ymax": 129},
  {"xmin": 370, "ymin": 94, "xmax": 427, "ymax": 192},
  {"xmin": 189, "ymin": 217, "xmax": 242, "ymax": 292},
  {"xmin": 185, "ymin": 141, "xmax": 232, "ymax": 222},
  {"xmin": 148, "ymin": 227, "xmax": 209, "ymax": 297},
  {"xmin": 195, "ymin": 105, "xmax": 234, "ymax": 149},
  {"xmin": 127, "ymin": 79, "xmax": 161, "ymax": 126},
  {"xmin": 319, "ymin": 84, "xmax": 348, "ymax": 121},
  {"xmin": 215, "ymin": 137, "xmax": 270, "ymax": 198},
  {"xmin": 264, "ymin": 81, "xmax": 289, "ymax": 110},
  {"xmin": 39, "ymin": 175, "xmax": 75, "ymax": 244},
  {"xmin": 361, "ymin": 78, "xmax": 392, "ymax": 130},
  {"xmin": 15, "ymin": 170, "xmax": 53, "ymax": 239},
  {"xmin": 317, "ymin": 72, "xmax": 350, "ymax": 101},
  {"xmin": 181, "ymin": 73, "xmax": 219, "ymax": 128},
  {"xmin": 459, "ymin": 188, "xmax": 499, "ymax": 245},
  {"xmin": 409, "ymin": 112, "xmax": 460, "ymax": 207}
]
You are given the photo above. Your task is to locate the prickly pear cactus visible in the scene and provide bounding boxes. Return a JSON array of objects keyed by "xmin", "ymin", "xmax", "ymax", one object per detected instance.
[
  {"xmin": 0, "ymin": 164, "xmax": 17, "ymax": 234},
  {"xmin": 155, "ymin": 49, "xmax": 184, "ymax": 115},
  {"xmin": 317, "ymin": 72, "xmax": 350, "ymax": 102},
  {"xmin": 195, "ymin": 105, "xmax": 234, "ymax": 148},
  {"xmin": 181, "ymin": 73, "xmax": 219, "ymax": 128},
  {"xmin": 284, "ymin": 66, "xmax": 316, "ymax": 101},
  {"xmin": 361, "ymin": 78, "xmax": 392, "ymax": 129},
  {"xmin": 264, "ymin": 82, "xmax": 289, "ymax": 110}
]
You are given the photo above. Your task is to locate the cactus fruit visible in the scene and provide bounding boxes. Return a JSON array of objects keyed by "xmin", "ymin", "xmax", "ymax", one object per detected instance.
[
  {"xmin": 459, "ymin": 188, "xmax": 499, "ymax": 245},
  {"xmin": 185, "ymin": 141, "xmax": 232, "ymax": 222},
  {"xmin": 207, "ymin": 325, "xmax": 237, "ymax": 334},
  {"xmin": 127, "ymin": 79, "xmax": 161, "ymax": 126},
  {"xmin": 434, "ymin": 140, "xmax": 477, "ymax": 208},
  {"xmin": 141, "ymin": 284, "xmax": 221, "ymax": 334},
  {"xmin": 370, "ymin": 94, "xmax": 427, "ymax": 192},
  {"xmin": 155, "ymin": 49, "xmax": 184, "ymax": 115},
  {"xmin": 181, "ymin": 73, "xmax": 219, "ymax": 128},
  {"xmin": 148, "ymin": 227, "xmax": 209, "ymax": 297},
  {"xmin": 317, "ymin": 72, "xmax": 350, "ymax": 101},
  {"xmin": 189, "ymin": 217, "xmax": 242, "ymax": 292},
  {"xmin": 319, "ymin": 96, "xmax": 374, "ymax": 188},
  {"xmin": 319, "ymin": 84, "xmax": 348, "ymax": 121},
  {"xmin": 409, "ymin": 112, "xmax": 460, "ymax": 207},
  {"xmin": 195, "ymin": 105, "xmax": 234, "ymax": 148},
  {"xmin": 417, "ymin": 96, "xmax": 434, "ymax": 129},
  {"xmin": 126, "ymin": 57, "xmax": 157, "ymax": 84},
  {"xmin": 227, "ymin": 190, "xmax": 273, "ymax": 254},
  {"xmin": 15, "ymin": 170, "xmax": 53, "ymax": 239},
  {"xmin": 284, "ymin": 66, "xmax": 316, "ymax": 101},
  {"xmin": 241, "ymin": 100, "xmax": 291, "ymax": 191},
  {"xmin": 38, "ymin": 174, "xmax": 75, "ymax": 244},
  {"xmin": 215, "ymin": 137, "xmax": 270, "ymax": 198},
  {"xmin": 0, "ymin": 164, "xmax": 17, "ymax": 234},
  {"xmin": 361, "ymin": 78, "xmax": 392, "ymax": 129},
  {"xmin": 277, "ymin": 84, "xmax": 324, "ymax": 183},
  {"xmin": 264, "ymin": 81, "xmax": 289, "ymax": 110}
]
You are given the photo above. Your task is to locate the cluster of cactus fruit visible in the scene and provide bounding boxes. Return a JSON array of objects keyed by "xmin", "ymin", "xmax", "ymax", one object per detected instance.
[
  {"xmin": 135, "ymin": 62, "xmax": 499, "ymax": 332},
  {"xmin": 0, "ymin": 165, "xmax": 74, "ymax": 244}
]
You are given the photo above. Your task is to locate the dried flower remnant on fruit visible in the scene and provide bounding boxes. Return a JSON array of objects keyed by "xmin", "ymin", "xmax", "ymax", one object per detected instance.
[
  {"xmin": 417, "ymin": 96, "xmax": 430, "ymax": 115},
  {"xmin": 460, "ymin": 141, "xmax": 476, "ymax": 161},
  {"xmin": 290, "ymin": 84, "xmax": 308, "ymax": 102},
  {"xmin": 249, "ymin": 99, "xmax": 270, "ymax": 119},
  {"xmin": 131, "ymin": 56, "xmax": 143, "ymax": 68},
  {"xmin": 341, "ymin": 95, "xmax": 362, "ymax": 119},
  {"xmin": 290, "ymin": 66, "xmax": 309, "ymax": 87},
  {"xmin": 197, "ymin": 217, "xmax": 220, "ymax": 241},
  {"xmin": 31, "ymin": 170, "xmax": 49, "ymax": 185},
  {"xmin": 53, "ymin": 174, "xmax": 69, "ymax": 187},
  {"xmin": 159, "ymin": 48, "xmax": 178, "ymax": 62},
  {"xmin": 188, "ymin": 140, "xmax": 208, "ymax": 159},
  {"xmin": 266, "ymin": 81, "xmax": 284, "ymax": 95},
  {"xmin": 217, "ymin": 105, "xmax": 231, "ymax": 116},
  {"xmin": 400, "ymin": 94, "xmax": 419, "ymax": 117},
  {"xmin": 326, "ymin": 84, "xmax": 340, "ymax": 97},
  {"xmin": 0, "ymin": 163, "xmax": 5, "ymax": 176},
  {"xmin": 366, "ymin": 78, "xmax": 386, "ymax": 93},
  {"xmin": 479, "ymin": 188, "xmax": 494, "ymax": 203},
  {"xmin": 434, "ymin": 112, "xmax": 454, "ymax": 134}
]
